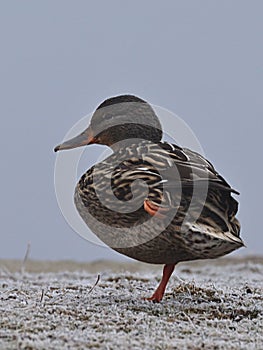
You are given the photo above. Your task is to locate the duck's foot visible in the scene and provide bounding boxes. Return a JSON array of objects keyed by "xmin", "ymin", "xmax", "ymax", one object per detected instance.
[
  {"xmin": 143, "ymin": 200, "xmax": 169, "ymax": 219},
  {"xmin": 145, "ymin": 263, "xmax": 176, "ymax": 302},
  {"xmin": 145, "ymin": 290, "xmax": 164, "ymax": 303}
]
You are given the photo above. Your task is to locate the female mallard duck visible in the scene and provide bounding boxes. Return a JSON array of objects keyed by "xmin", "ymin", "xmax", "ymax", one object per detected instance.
[{"xmin": 55, "ymin": 95, "xmax": 243, "ymax": 302}]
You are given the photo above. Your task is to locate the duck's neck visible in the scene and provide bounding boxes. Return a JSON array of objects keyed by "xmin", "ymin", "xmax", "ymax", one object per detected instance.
[{"xmin": 96, "ymin": 124, "xmax": 163, "ymax": 150}]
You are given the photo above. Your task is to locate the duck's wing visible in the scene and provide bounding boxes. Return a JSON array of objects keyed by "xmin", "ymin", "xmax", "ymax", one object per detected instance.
[
  {"xmin": 147, "ymin": 142, "xmax": 239, "ymax": 193},
  {"xmin": 110, "ymin": 141, "xmax": 241, "ymax": 239},
  {"xmin": 111, "ymin": 141, "xmax": 238, "ymax": 203}
]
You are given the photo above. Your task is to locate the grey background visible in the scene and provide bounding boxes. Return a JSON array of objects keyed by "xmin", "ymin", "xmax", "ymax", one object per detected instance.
[{"xmin": 1, "ymin": 1, "xmax": 262, "ymax": 262}]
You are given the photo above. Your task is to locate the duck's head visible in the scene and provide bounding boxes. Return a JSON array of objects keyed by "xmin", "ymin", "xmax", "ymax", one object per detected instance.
[{"xmin": 54, "ymin": 95, "xmax": 162, "ymax": 151}]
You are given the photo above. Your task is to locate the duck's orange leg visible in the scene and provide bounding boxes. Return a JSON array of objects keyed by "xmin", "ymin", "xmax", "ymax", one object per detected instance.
[
  {"xmin": 146, "ymin": 264, "xmax": 176, "ymax": 302},
  {"xmin": 144, "ymin": 200, "xmax": 169, "ymax": 219}
]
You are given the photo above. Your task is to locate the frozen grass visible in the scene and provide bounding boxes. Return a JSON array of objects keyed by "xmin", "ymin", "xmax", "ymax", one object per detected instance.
[{"xmin": 0, "ymin": 257, "xmax": 262, "ymax": 349}]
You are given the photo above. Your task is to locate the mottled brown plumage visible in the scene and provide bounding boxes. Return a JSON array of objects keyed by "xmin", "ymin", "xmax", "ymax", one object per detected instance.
[{"xmin": 55, "ymin": 95, "xmax": 244, "ymax": 301}]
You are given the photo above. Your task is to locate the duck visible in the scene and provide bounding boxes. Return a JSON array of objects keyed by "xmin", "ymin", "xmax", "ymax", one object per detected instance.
[{"xmin": 54, "ymin": 94, "xmax": 244, "ymax": 302}]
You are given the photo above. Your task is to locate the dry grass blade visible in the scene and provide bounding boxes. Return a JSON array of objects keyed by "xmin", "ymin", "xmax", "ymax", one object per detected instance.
[
  {"xmin": 20, "ymin": 242, "xmax": 31, "ymax": 275},
  {"xmin": 87, "ymin": 274, "xmax": 100, "ymax": 295}
]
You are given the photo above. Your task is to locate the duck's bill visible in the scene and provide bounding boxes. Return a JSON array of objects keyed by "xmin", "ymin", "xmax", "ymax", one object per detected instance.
[{"xmin": 54, "ymin": 126, "xmax": 96, "ymax": 152}]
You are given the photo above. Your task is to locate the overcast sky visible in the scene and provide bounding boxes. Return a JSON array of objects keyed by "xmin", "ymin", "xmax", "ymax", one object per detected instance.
[{"xmin": 1, "ymin": 1, "xmax": 262, "ymax": 262}]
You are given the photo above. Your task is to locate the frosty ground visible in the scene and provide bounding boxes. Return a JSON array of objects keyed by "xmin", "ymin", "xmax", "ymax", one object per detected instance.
[{"xmin": 0, "ymin": 257, "xmax": 262, "ymax": 349}]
